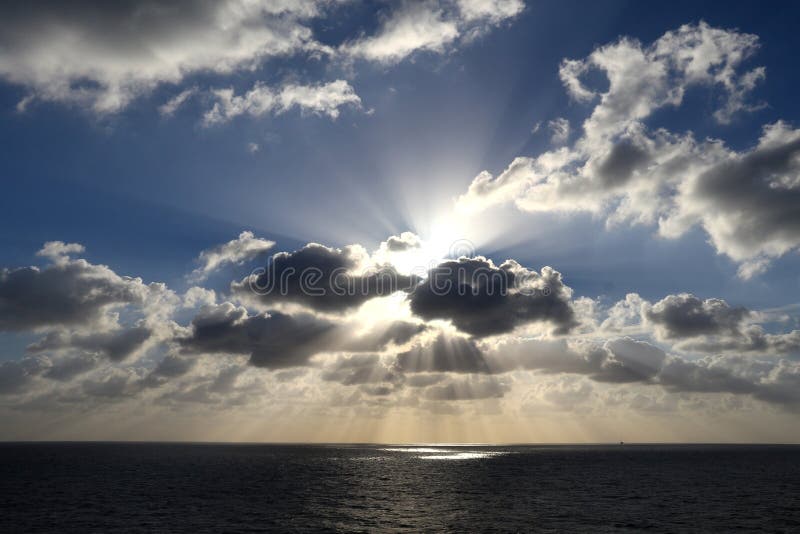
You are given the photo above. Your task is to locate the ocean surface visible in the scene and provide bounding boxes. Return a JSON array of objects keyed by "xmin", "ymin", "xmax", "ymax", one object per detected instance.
[{"xmin": 1, "ymin": 443, "xmax": 799, "ymax": 532}]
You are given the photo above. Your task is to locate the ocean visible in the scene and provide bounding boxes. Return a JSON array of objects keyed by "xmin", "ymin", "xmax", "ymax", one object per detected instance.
[{"xmin": 1, "ymin": 443, "xmax": 798, "ymax": 532}]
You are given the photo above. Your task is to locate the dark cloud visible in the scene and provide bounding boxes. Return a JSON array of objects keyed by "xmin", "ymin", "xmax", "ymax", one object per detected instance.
[
  {"xmin": 657, "ymin": 357, "xmax": 758, "ymax": 395},
  {"xmin": 235, "ymin": 243, "xmax": 417, "ymax": 313},
  {"xmin": 0, "ymin": 258, "xmax": 151, "ymax": 332},
  {"xmin": 395, "ymin": 334, "xmax": 489, "ymax": 374},
  {"xmin": 595, "ymin": 139, "xmax": 651, "ymax": 187},
  {"xmin": 689, "ymin": 128, "xmax": 800, "ymax": 269},
  {"xmin": 143, "ymin": 354, "xmax": 196, "ymax": 388},
  {"xmin": 178, "ymin": 303, "xmax": 337, "ymax": 369},
  {"xmin": 408, "ymin": 257, "xmax": 576, "ymax": 337},
  {"xmin": 0, "ymin": 356, "xmax": 49, "ymax": 394},
  {"xmin": 43, "ymin": 354, "xmax": 100, "ymax": 381},
  {"xmin": 645, "ymin": 294, "xmax": 749, "ymax": 339}
]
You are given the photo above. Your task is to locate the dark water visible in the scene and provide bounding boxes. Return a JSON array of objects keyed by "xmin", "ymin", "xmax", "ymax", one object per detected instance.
[{"xmin": 1, "ymin": 443, "xmax": 799, "ymax": 532}]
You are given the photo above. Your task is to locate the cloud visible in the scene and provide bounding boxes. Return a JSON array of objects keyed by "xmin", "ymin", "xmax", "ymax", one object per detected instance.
[
  {"xmin": 0, "ymin": 243, "xmax": 158, "ymax": 332},
  {"xmin": 81, "ymin": 368, "xmax": 143, "ymax": 399},
  {"xmin": 407, "ymin": 256, "xmax": 576, "ymax": 337},
  {"xmin": 36, "ymin": 241, "xmax": 85, "ymax": 262},
  {"xmin": 559, "ymin": 21, "xmax": 763, "ymax": 136},
  {"xmin": 490, "ymin": 333, "xmax": 800, "ymax": 410},
  {"xmin": 645, "ymin": 293, "xmax": 750, "ymax": 340},
  {"xmin": 341, "ymin": 3, "xmax": 460, "ymax": 64},
  {"xmin": 0, "ymin": 1, "xmax": 523, "ymax": 119},
  {"xmin": 158, "ymin": 87, "xmax": 198, "ymax": 117},
  {"xmin": 548, "ymin": 117, "xmax": 570, "ymax": 145},
  {"xmin": 340, "ymin": 0, "xmax": 522, "ymax": 64},
  {"xmin": 190, "ymin": 231, "xmax": 275, "ymax": 282},
  {"xmin": 422, "ymin": 375, "xmax": 510, "ymax": 400},
  {"xmin": 456, "ymin": 23, "xmax": 800, "ymax": 275},
  {"xmin": 678, "ymin": 327, "xmax": 800, "ymax": 356},
  {"xmin": 142, "ymin": 354, "xmax": 197, "ymax": 389},
  {"xmin": 456, "ymin": 0, "xmax": 525, "ymax": 24},
  {"xmin": 382, "ymin": 232, "xmax": 422, "ymax": 252},
  {"xmin": 26, "ymin": 325, "xmax": 152, "ymax": 362},
  {"xmin": 320, "ymin": 354, "xmax": 402, "ymax": 386},
  {"xmin": 5, "ymin": 235, "xmax": 800, "ymax": 419},
  {"xmin": 177, "ymin": 301, "xmax": 421, "ymax": 369},
  {"xmin": 203, "ymin": 80, "xmax": 362, "ymax": 126},
  {"xmin": 0, "ymin": 0, "xmax": 328, "ymax": 113},
  {"xmin": 42, "ymin": 353, "xmax": 100, "ymax": 382},
  {"xmin": 594, "ymin": 292, "xmax": 800, "ymax": 357},
  {"xmin": 0, "ymin": 356, "xmax": 50, "ymax": 395},
  {"xmin": 488, "ymin": 336, "xmax": 666, "ymax": 383},
  {"xmin": 178, "ymin": 302, "xmax": 336, "ymax": 369},
  {"xmin": 234, "ymin": 243, "xmax": 416, "ymax": 313}
]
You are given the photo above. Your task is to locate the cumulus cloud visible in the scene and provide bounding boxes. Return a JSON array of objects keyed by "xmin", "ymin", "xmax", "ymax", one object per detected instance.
[
  {"xmin": 190, "ymin": 231, "xmax": 275, "ymax": 282},
  {"xmin": 0, "ymin": 0, "xmax": 524, "ymax": 121},
  {"xmin": 234, "ymin": 243, "xmax": 416, "ymax": 313},
  {"xmin": 203, "ymin": 80, "xmax": 362, "ymax": 126},
  {"xmin": 645, "ymin": 293, "xmax": 750, "ymax": 340},
  {"xmin": 595, "ymin": 292, "xmax": 800, "ymax": 357},
  {"xmin": 178, "ymin": 302, "xmax": 336, "ymax": 369},
  {"xmin": 408, "ymin": 256, "xmax": 576, "ymax": 337},
  {"xmin": 456, "ymin": 23, "xmax": 800, "ymax": 276},
  {"xmin": 177, "ymin": 301, "xmax": 422, "ymax": 369},
  {"xmin": 5, "ymin": 235, "xmax": 800, "ymax": 420},
  {"xmin": 0, "ymin": 0, "xmax": 330, "ymax": 113},
  {"xmin": 0, "ymin": 243, "xmax": 159, "ymax": 332},
  {"xmin": 382, "ymin": 232, "xmax": 422, "ymax": 252}
]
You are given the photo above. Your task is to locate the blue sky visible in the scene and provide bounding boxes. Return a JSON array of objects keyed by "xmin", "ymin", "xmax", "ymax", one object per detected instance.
[
  {"xmin": 1, "ymin": 1, "xmax": 800, "ymax": 442},
  {"xmin": 3, "ymin": 1, "xmax": 799, "ymax": 302}
]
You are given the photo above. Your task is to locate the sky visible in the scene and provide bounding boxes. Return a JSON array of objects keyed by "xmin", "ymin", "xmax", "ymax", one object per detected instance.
[{"xmin": 1, "ymin": 0, "xmax": 800, "ymax": 443}]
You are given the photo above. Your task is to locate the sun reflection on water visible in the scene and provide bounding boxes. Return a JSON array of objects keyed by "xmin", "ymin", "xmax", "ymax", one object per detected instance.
[{"xmin": 379, "ymin": 447, "xmax": 509, "ymax": 460}]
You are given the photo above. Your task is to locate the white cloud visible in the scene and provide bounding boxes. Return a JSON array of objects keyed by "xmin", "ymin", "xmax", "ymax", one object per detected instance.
[
  {"xmin": 0, "ymin": 1, "xmax": 524, "ymax": 116},
  {"xmin": 158, "ymin": 87, "xmax": 198, "ymax": 117},
  {"xmin": 548, "ymin": 117, "xmax": 570, "ymax": 145},
  {"xmin": 0, "ymin": 0, "xmax": 330, "ymax": 113},
  {"xmin": 456, "ymin": 0, "xmax": 525, "ymax": 23},
  {"xmin": 203, "ymin": 79, "xmax": 362, "ymax": 125},
  {"xmin": 457, "ymin": 22, "xmax": 800, "ymax": 276},
  {"xmin": 340, "ymin": 0, "xmax": 522, "ymax": 64},
  {"xmin": 342, "ymin": 3, "xmax": 460, "ymax": 64},
  {"xmin": 189, "ymin": 231, "xmax": 275, "ymax": 281}
]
